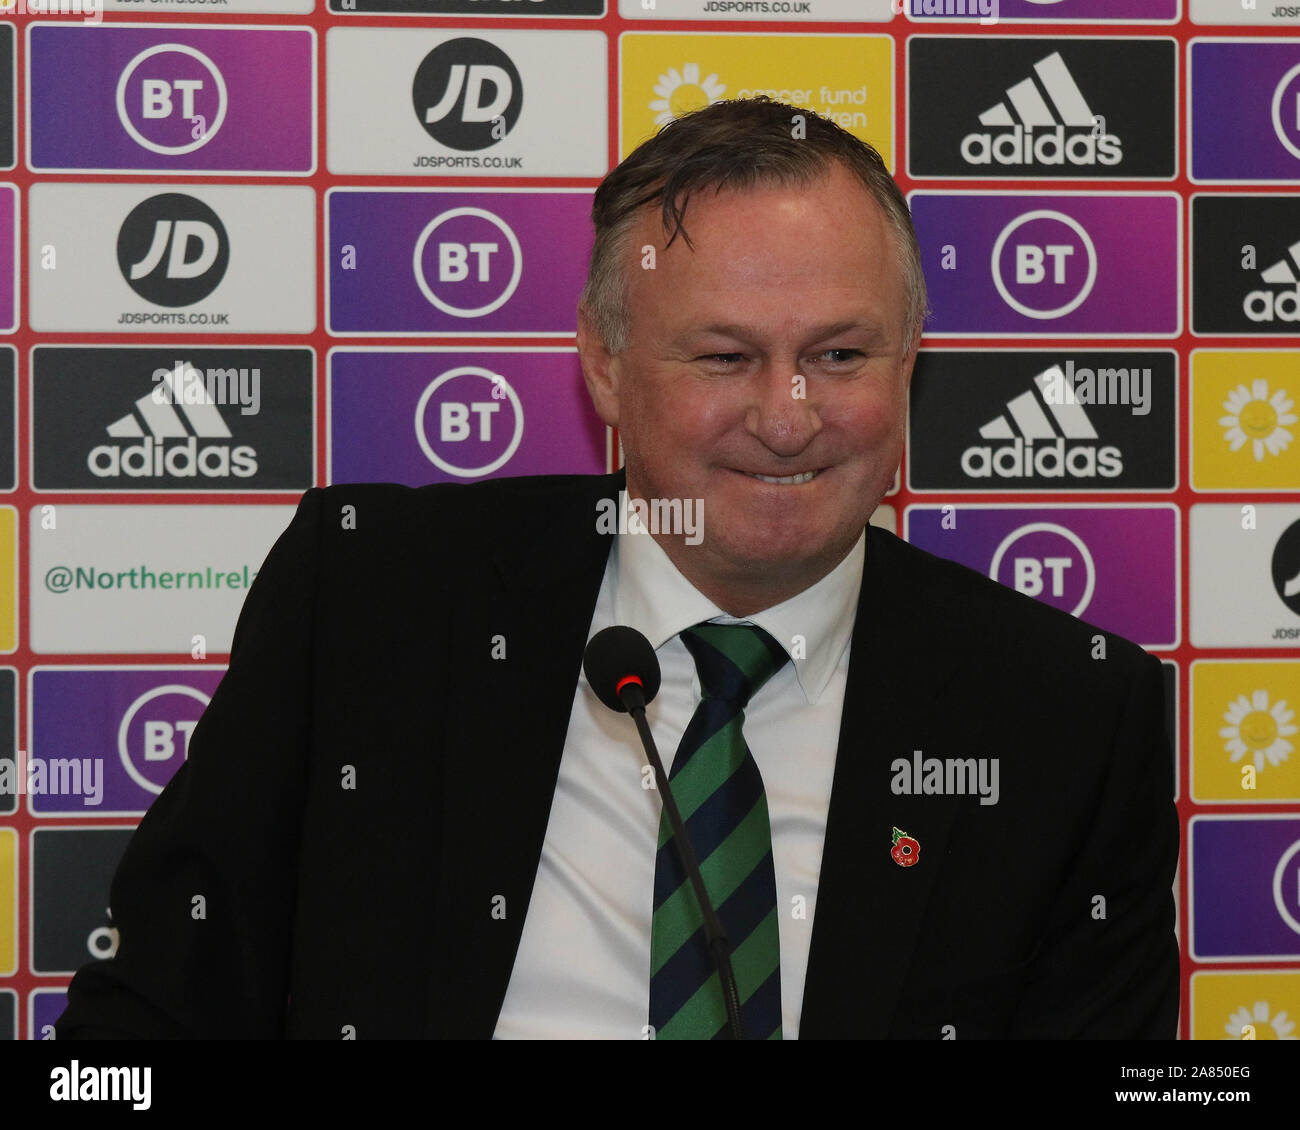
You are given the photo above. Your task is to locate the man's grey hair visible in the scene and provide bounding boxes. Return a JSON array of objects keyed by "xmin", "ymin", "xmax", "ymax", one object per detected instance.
[{"xmin": 579, "ymin": 96, "xmax": 928, "ymax": 355}]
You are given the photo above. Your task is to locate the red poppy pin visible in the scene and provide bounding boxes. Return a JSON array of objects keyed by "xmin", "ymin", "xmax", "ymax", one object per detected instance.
[{"xmin": 891, "ymin": 826, "xmax": 920, "ymax": 868}]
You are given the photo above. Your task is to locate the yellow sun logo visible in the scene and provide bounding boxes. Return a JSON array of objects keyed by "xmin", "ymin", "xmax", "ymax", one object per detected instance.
[
  {"xmin": 1226, "ymin": 1001, "xmax": 1298, "ymax": 1040},
  {"xmin": 1220, "ymin": 688, "xmax": 1296, "ymax": 772},
  {"xmin": 649, "ymin": 64, "xmax": 728, "ymax": 127},
  {"xmin": 1220, "ymin": 378, "xmax": 1297, "ymax": 462}
]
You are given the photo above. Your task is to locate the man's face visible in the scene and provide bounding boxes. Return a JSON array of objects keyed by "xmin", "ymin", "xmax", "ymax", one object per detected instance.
[{"xmin": 579, "ymin": 162, "xmax": 919, "ymax": 609}]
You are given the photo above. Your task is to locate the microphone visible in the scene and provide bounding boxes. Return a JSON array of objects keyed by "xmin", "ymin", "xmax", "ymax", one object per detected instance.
[
  {"xmin": 582, "ymin": 625, "xmax": 661, "ymax": 714},
  {"xmin": 583, "ymin": 626, "xmax": 747, "ymax": 1041}
]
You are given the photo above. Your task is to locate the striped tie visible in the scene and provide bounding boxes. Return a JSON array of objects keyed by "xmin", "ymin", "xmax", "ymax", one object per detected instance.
[{"xmin": 649, "ymin": 621, "xmax": 789, "ymax": 1040}]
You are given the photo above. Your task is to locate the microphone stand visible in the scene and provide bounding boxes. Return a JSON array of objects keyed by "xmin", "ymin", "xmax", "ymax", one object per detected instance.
[{"xmin": 622, "ymin": 682, "xmax": 745, "ymax": 1041}]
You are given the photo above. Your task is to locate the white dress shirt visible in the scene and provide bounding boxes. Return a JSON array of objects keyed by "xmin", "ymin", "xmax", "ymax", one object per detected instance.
[{"xmin": 493, "ymin": 523, "xmax": 864, "ymax": 1039}]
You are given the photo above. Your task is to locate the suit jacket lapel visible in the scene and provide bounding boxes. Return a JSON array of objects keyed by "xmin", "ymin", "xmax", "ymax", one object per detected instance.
[
  {"xmin": 424, "ymin": 472, "xmax": 622, "ymax": 1037},
  {"xmin": 799, "ymin": 526, "xmax": 971, "ymax": 1039}
]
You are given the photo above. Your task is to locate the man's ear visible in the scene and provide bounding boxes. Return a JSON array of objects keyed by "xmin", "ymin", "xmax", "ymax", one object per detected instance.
[{"xmin": 576, "ymin": 304, "xmax": 621, "ymax": 429}]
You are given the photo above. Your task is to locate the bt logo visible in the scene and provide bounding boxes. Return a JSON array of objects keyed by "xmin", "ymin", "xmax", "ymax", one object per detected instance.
[
  {"xmin": 1271, "ymin": 62, "xmax": 1300, "ymax": 163},
  {"xmin": 415, "ymin": 367, "xmax": 524, "ymax": 478},
  {"xmin": 989, "ymin": 521, "xmax": 1096, "ymax": 616},
  {"xmin": 992, "ymin": 210, "xmax": 1098, "ymax": 319},
  {"xmin": 119, "ymin": 684, "xmax": 209, "ymax": 797},
  {"xmin": 116, "ymin": 44, "xmax": 227, "ymax": 155},
  {"xmin": 413, "ymin": 207, "xmax": 522, "ymax": 317}
]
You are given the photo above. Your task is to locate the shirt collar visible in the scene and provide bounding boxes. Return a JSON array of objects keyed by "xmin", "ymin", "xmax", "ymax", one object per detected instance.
[{"xmin": 610, "ymin": 519, "xmax": 864, "ymax": 705}]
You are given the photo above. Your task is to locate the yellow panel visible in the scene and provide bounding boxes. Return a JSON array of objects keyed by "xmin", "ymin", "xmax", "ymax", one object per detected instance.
[
  {"xmin": 1192, "ymin": 351, "xmax": 1300, "ymax": 490},
  {"xmin": 620, "ymin": 35, "xmax": 893, "ymax": 166},
  {"xmin": 1191, "ymin": 970, "xmax": 1300, "ymax": 1041},
  {"xmin": 0, "ymin": 828, "xmax": 15, "ymax": 975},
  {"xmin": 1192, "ymin": 661, "xmax": 1300, "ymax": 802}
]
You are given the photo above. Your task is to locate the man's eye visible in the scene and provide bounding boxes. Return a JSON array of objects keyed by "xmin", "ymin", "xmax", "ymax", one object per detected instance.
[{"xmin": 694, "ymin": 350, "xmax": 862, "ymax": 365}]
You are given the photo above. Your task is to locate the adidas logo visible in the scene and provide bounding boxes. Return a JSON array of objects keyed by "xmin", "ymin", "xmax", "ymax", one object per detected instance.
[
  {"xmin": 88, "ymin": 365, "xmax": 258, "ymax": 479},
  {"xmin": 960, "ymin": 364, "xmax": 1125, "ymax": 479},
  {"xmin": 960, "ymin": 52, "xmax": 1122, "ymax": 168},
  {"xmin": 1244, "ymin": 241, "xmax": 1300, "ymax": 323}
]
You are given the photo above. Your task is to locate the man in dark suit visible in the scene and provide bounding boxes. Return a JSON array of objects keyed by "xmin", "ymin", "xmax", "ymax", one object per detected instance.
[{"xmin": 56, "ymin": 98, "xmax": 1178, "ymax": 1039}]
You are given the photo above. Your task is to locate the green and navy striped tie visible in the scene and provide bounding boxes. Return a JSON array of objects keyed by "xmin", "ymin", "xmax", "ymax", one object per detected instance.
[{"xmin": 649, "ymin": 621, "xmax": 789, "ymax": 1040}]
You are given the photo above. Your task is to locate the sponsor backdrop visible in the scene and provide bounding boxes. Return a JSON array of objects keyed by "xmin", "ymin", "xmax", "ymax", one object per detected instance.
[{"xmin": 0, "ymin": 0, "xmax": 1294, "ymax": 1044}]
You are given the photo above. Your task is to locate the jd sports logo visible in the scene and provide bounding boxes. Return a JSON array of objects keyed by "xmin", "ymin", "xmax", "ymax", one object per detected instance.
[
  {"xmin": 962, "ymin": 365, "xmax": 1122, "ymax": 480},
  {"xmin": 1274, "ymin": 518, "xmax": 1300, "ymax": 617},
  {"xmin": 90, "ymin": 368, "xmax": 256, "ymax": 480},
  {"xmin": 116, "ymin": 193, "xmax": 229, "ymax": 307},
  {"xmin": 961, "ymin": 52, "xmax": 1121, "ymax": 168},
  {"xmin": 1245, "ymin": 240, "xmax": 1300, "ymax": 324},
  {"xmin": 412, "ymin": 38, "xmax": 523, "ymax": 151}
]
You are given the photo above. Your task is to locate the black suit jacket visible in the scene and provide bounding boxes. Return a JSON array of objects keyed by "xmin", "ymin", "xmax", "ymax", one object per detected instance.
[{"xmin": 55, "ymin": 471, "xmax": 1179, "ymax": 1039}]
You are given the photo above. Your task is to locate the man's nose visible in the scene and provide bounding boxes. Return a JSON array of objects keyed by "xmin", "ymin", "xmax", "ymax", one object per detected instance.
[{"xmin": 743, "ymin": 361, "xmax": 821, "ymax": 457}]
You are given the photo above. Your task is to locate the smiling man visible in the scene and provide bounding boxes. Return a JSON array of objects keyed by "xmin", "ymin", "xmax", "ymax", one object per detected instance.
[
  {"xmin": 580, "ymin": 156, "xmax": 915, "ymax": 617},
  {"xmin": 56, "ymin": 98, "xmax": 1178, "ymax": 1041}
]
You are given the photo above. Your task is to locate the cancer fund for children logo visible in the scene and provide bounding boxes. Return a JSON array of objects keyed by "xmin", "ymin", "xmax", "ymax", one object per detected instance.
[
  {"xmin": 1192, "ymin": 351, "xmax": 1300, "ymax": 490},
  {"xmin": 1192, "ymin": 661, "xmax": 1300, "ymax": 803},
  {"xmin": 619, "ymin": 34, "xmax": 892, "ymax": 164}
]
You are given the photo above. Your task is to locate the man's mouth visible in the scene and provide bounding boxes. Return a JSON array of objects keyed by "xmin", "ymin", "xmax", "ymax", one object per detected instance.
[{"xmin": 742, "ymin": 469, "xmax": 820, "ymax": 485}]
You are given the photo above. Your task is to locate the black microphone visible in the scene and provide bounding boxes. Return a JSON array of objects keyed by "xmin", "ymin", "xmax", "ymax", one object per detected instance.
[
  {"xmin": 583, "ymin": 625, "xmax": 661, "ymax": 714},
  {"xmin": 583, "ymin": 625, "xmax": 747, "ymax": 1040}
]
